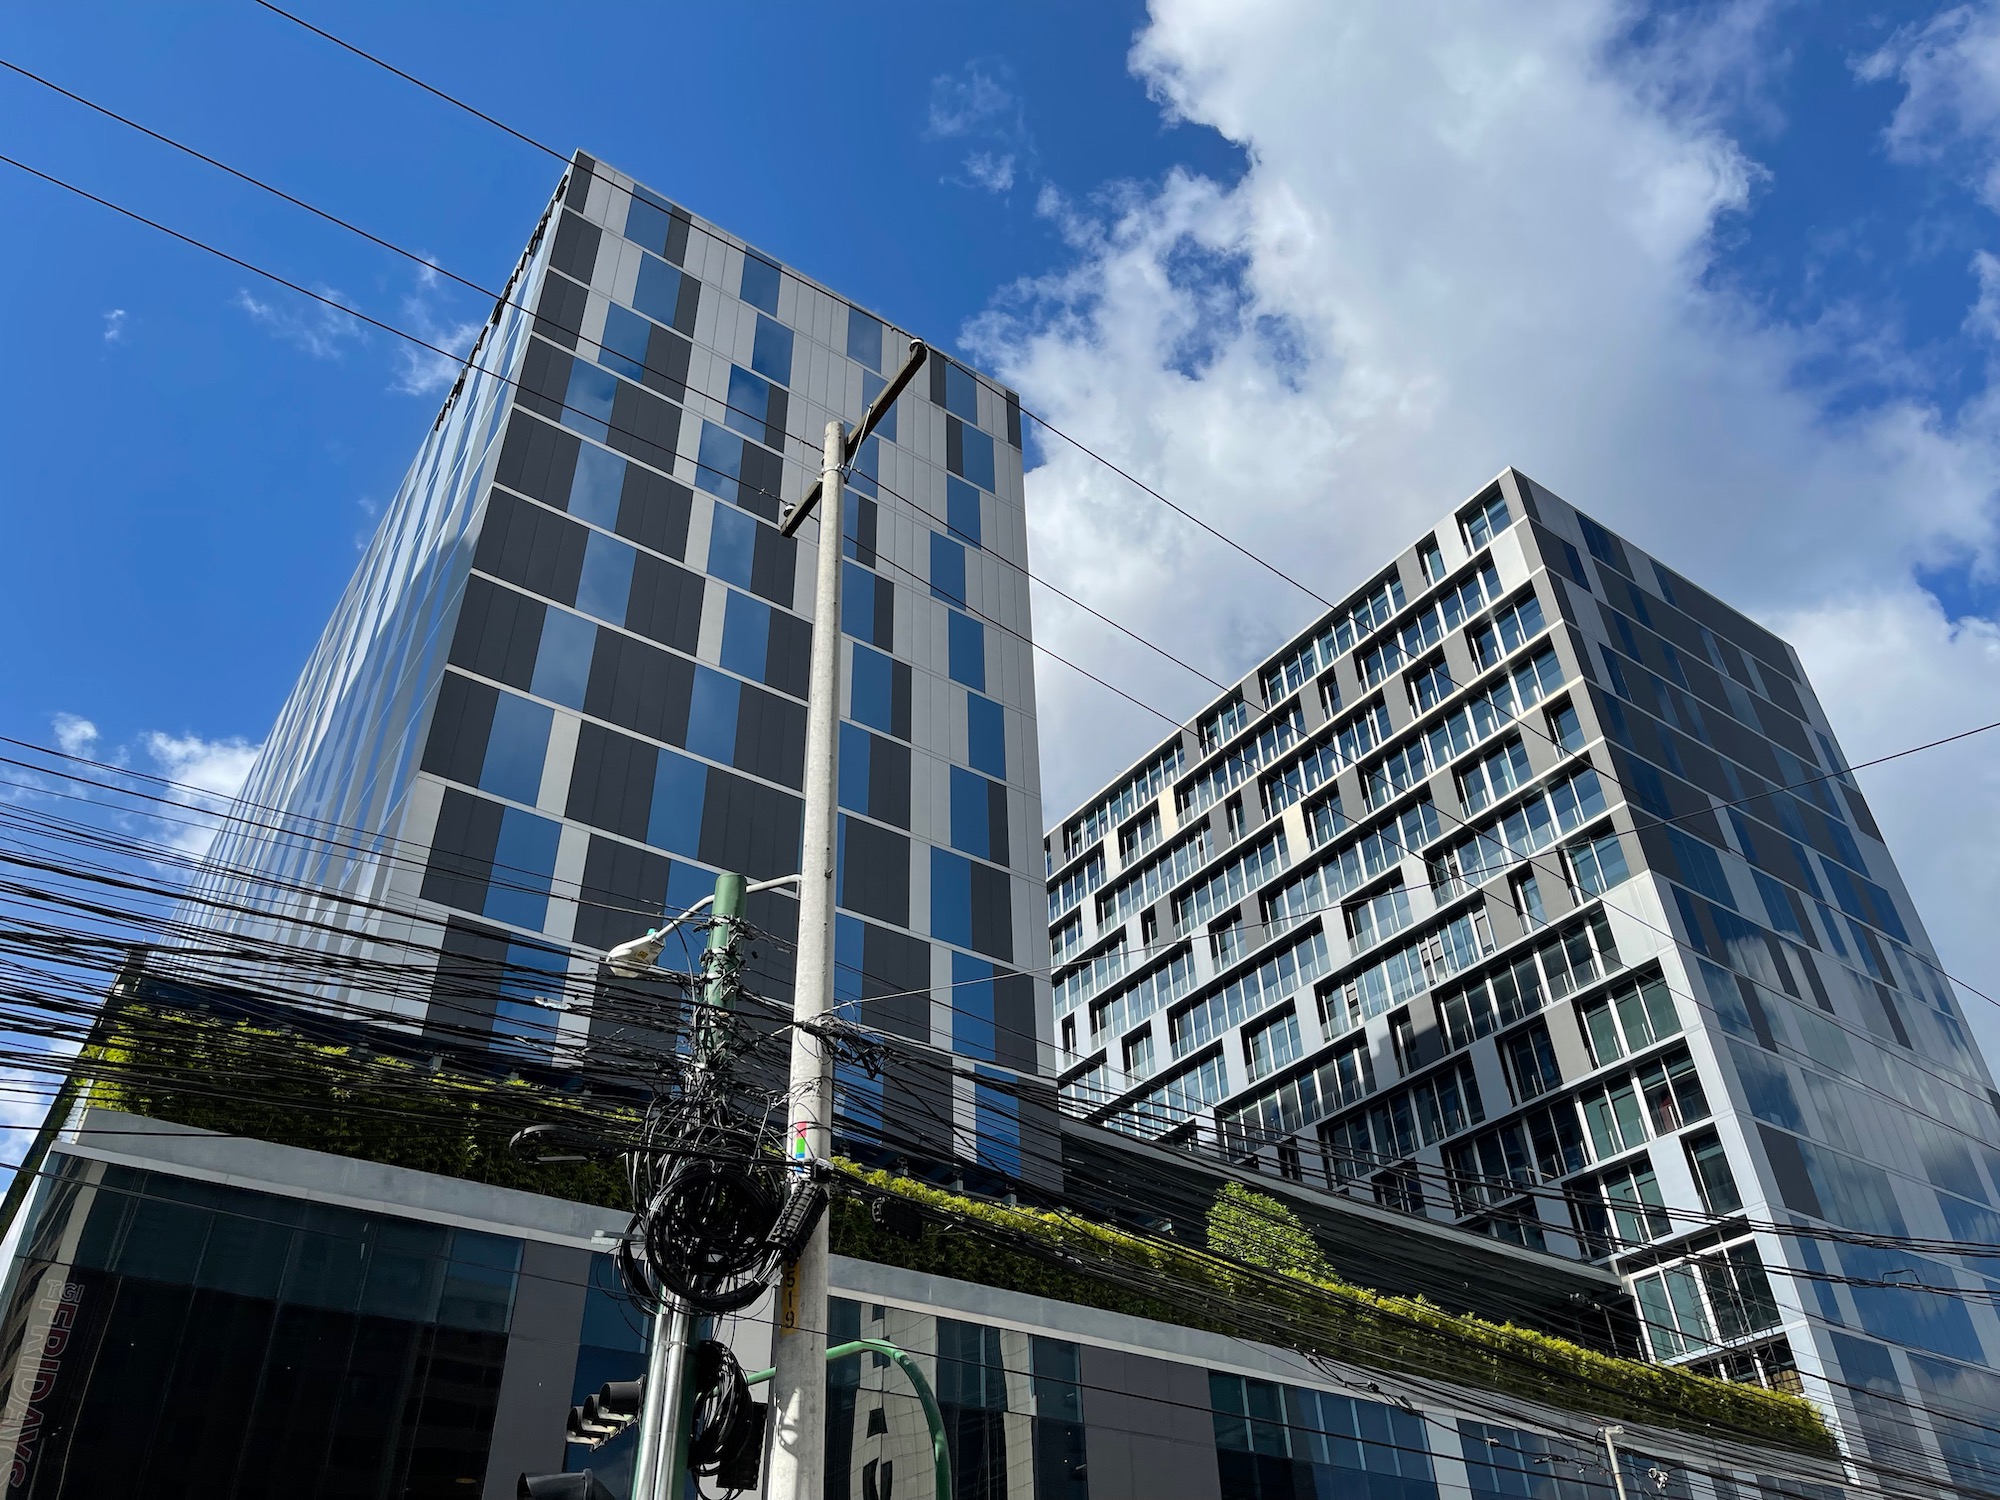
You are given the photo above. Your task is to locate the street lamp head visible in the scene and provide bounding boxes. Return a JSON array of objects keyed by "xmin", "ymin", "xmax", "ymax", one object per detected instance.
[{"xmin": 605, "ymin": 927, "xmax": 667, "ymax": 978}]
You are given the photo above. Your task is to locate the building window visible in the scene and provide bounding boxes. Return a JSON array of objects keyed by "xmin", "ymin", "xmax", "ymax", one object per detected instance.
[
  {"xmin": 1500, "ymin": 1020, "xmax": 1562, "ymax": 1101},
  {"xmin": 1566, "ymin": 829, "xmax": 1630, "ymax": 896},
  {"xmin": 1418, "ymin": 537, "xmax": 1447, "ymax": 583},
  {"xmin": 1574, "ymin": 1160, "xmax": 1672, "ymax": 1251},
  {"xmin": 1457, "ymin": 737, "xmax": 1532, "ymax": 814},
  {"xmin": 1407, "ymin": 654, "xmax": 1454, "ymax": 713},
  {"xmin": 1547, "ymin": 698, "xmax": 1585, "ymax": 753},
  {"xmin": 1637, "ymin": 1050, "xmax": 1709, "ymax": 1134},
  {"xmin": 1511, "ymin": 871, "xmax": 1546, "ymax": 929},
  {"xmin": 1389, "ymin": 1010, "xmax": 1416, "ymax": 1076},
  {"xmin": 1461, "ymin": 488, "xmax": 1510, "ymax": 549},
  {"xmin": 1685, "ymin": 1130, "xmax": 1743, "ymax": 1216},
  {"xmin": 1124, "ymin": 1027, "xmax": 1156, "ymax": 1079},
  {"xmin": 1577, "ymin": 969, "xmax": 1679, "ymax": 1066},
  {"xmin": 1244, "ymin": 1008, "xmax": 1304, "ymax": 1083}
]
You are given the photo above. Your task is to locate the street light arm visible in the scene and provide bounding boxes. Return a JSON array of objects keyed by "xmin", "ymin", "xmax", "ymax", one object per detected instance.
[
  {"xmin": 602, "ymin": 875, "xmax": 802, "ymax": 978},
  {"xmin": 780, "ymin": 339, "xmax": 929, "ymax": 537}
]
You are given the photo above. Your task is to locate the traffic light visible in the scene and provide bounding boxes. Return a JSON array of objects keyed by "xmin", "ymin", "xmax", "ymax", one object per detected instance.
[
  {"xmin": 564, "ymin": 1384, "xmax": 640, "ymax": 1448},
  {"xmin": 518, "ymin": 1473, "xmax": 615, "ymax": 1500},
  {"xmin": 565, "ymin": 1377, "xmax": 644, "ymax": 1447}
]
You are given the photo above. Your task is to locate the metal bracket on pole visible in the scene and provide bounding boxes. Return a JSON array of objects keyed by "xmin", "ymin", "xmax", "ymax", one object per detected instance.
[
  {"xmin": 779, "ymin": 340, "xmax": 928, "ymax": 538},
  {"xmin": 747, "ymin": 1339, "xmax": 953, "ymax": 1500}
]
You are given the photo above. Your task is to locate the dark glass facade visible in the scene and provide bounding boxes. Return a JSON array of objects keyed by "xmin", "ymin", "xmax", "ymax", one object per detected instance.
[{"xmin": 0, "ymin": 1159, "xmax": 519, "ymax": 1497}]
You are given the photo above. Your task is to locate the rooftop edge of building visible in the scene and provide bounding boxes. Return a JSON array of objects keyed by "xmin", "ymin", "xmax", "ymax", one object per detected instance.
[{"xmin": 1042, "ymin": 465, "xmax": 1810, "ymax": 847}]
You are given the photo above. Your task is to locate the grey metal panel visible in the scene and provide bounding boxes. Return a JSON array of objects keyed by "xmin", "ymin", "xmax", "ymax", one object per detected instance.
[
  {"xmin": 1078, "ymin": 1344, "xmax": 1221, "ymax": 1500},
  {"xmin": 483, "ymin": 1240, "xmax": 593, "ymax": 1500}
]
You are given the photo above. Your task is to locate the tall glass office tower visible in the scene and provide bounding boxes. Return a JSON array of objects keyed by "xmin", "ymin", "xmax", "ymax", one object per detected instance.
[
  {"xmin": 1045, "ymin": 469, "xmax": 2000, "ymax": 1487},
  {"xmin": 179, "ymin": 151, "xmax": 1053, "ymax": 1184}
]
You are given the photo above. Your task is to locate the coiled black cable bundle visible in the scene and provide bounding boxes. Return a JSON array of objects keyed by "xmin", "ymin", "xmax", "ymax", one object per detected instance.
[{"xmin": 688, "ymin": 1338, "xmax": 764, "ymax": 1493}]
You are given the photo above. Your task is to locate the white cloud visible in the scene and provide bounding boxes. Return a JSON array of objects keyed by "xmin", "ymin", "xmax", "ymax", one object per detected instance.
[
  {"xmin": 928, "ymin": 63, "xmax": 1019, "ymax": 139},
  {"xmin": 101, "ymin": 308, "xmax": 126, "ymax": 343},
  {"xmin": 1778, "ymin": 592, "xmax": 2000, "ymax": 1058},
  {"xmin": 235, "ymin": 286, "xmax": 362, "ymax": 359},
  {"xmin": 141, "ymin": 731, "xmax": 262, "ymax": 857},
  {"xmin": 963, "ymin": 151, "xmax": 1018, "ymax": 194},
  {"xmin": 391, "ymin": 274, "xmax": 484, "ymax": 398},
  {"xmin": 51, "ymin": 713, "xmax": 98, "ymax": 758},
  {"xmin": 967, "ymin": 1, "xmax": 2000, "ymax": 1024},
  {"xmin": 1861, "ymin": 2, "xmax": 2000, "ymax": 208}
]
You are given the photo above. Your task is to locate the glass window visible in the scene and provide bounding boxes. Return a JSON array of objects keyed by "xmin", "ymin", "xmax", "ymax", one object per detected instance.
[
  {"xmin": 846, "ymin": 307, "xmax": 884, "ymax": 371},
  {"xmin": 1548, "ymin": 699, "xmax": 1584, "ymax": 752},
  {"xmin": 569, "ymin": 441, "xmax": 626, "ymax": 529},
  {"xmin": 1669, "ymin": 828, "xmax": 1734, "ymax": 908},
  {"xmin": 951, "ymin": 766, "xmax": 997, "ymax": 860},
  {"xmin": 633, "ymin": 254, "xmax": 685, "ymax": 326},
  {"xmin": 648, "ymin": 748, "xmax": 704, "ymax": 856},
  {"xmin": 1502, "ymin": 1022, "xmax": 1562, "ymax": 1100},
  {"xmin": 575, "ymin": 530, "xmax": 636, "ymax": 625},
  {"xmin": 945, "ymin": 361, "xmax": 980, "ymax": 422},
  {"xmin": 967, "ymin": 693, "xmax": 1006, "ymax": 778},
  {"xmin": 946, "ymin": 476, "xmax": 982, "ymax": 546},
  {"xmin": 1603, "ymin": 1162, "xmax": 1671, "ymax": 1244},
  {"xmin": 931, "ymin": 532, "xmax": 968, "ymax": 605},
  {"xmin": 1686, "ymin": 1130, "xmax": 1742, "ymax": 1215},
  {"xmin": 932, "ymin": 847, "xmax": 973, "ymax": 948},
  {"xmin": 1581, "ymin": 995, "xmax": 1624, "ymax": 1066},
  {"xmin": 1418, "ymin": 539, "xmax": 1445, "ymax": 583},
  {"xmin": 948, "ymin": 610, "xmax": 986, "ymax": 690},
  {"xmin": 953, "ymin": 951, "xmax": 997, "ymax": 1061},
  {"xmin": 707, "ymin": 501, "xmax": 757, "ymax": 588},
  {"xmin": 484, "ymin": 807, "xmax": 561, "ymax": 930},
  {"xmin": 1568, "ymin": 831, "xmax": 1630, "ymax": 895},
  {"xmin": 686, "ymin": 667, "xmax": 740, "ymax": 765},
  {"xmin": 1462, "ymin": 490, "xmax": 1510, "ymax": 547},
  {"xmin": 725, "ymin": 365, "xmax": 774, "ymax": 440},
  {"xmin": 1514, "ymin": 872, "xmax": 1546, "ymax": 927},
  {"xmin": 696, "ymin": 420, "xmax": 745, "ymax": 503},
  {"xmin": 597, "ymin": 305, "xmax": 653, "ymax": 385},
  {"xmin": 751, "ymin": 315, "xmax": 793, "ymax": 385},
  {"xmin": 720, "ymin": 590, "xmax": 771, "ymax": 682},
  {"xmin": 740, "ymin": 254, "xmax": 780, "ymax": 314},
  {"xmin": 841, "ymin": 560, "xmax": 885, "ymax": 644},
  {"xmin": 850, "ymin": 644, "xmax": 899, "ymax": 736},
  {"xmin": 492, "ymin": 942, "xmax": 567, "ymax": 1056},
  {"xmin": 438, "ymin": 1229, "xmax": 521, "ymax": 1332},
  {"xmin": 838, "ymin": 722, "xmax": 872, "ymax": 816},
  {"xmin": 559, "ymin": 361, "xmax": 618, "ymax": 443},
  {"xmin": 480, "ymin": 692, "xmax": 553, "ymax": 805},
  {"xmin": 531, "ymin": 608, "xmax": 595, "ymax": 710},
  {"xmin": 952, "ymin": 420, "xmax": 997, "ymax": 491}
]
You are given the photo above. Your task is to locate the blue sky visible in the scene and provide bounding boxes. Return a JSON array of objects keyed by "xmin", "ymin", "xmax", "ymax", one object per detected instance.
[
  {"xmin": 0, "ymin": 1, "xmax": 1239, "ymax": 760},
  {"xmin": 6, "ymin": 1, "xmax": 2000, "ymax": 1060}
]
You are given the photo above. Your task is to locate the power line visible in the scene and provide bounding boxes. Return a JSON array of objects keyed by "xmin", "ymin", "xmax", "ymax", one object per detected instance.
[
  {"xmin": 248, "ymin": 0, "xmax": 568, "ymax": 161},
  {"xmin": 15, "ymin": 17, "xmax": 2000, "ymax": 1416}
]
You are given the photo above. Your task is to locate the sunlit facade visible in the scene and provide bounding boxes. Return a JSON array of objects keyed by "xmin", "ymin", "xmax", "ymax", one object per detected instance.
[
  {"xmin": 1046, "ymin": 469, "xmax": 2000, "ymax": 1488},
  {"xmin": 176, "ymin": 152, "xmax": 1054, "ymax": 1185}
]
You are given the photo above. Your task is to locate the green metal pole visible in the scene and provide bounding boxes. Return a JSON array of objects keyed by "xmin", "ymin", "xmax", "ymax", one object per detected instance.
[
  {"xmin": 746, "ymin": 1338, "xmax": 953, "ymax": 1500},
  {"xmin": 655, "ymin": 871, "xmax": 747, "ymax": 1499}
]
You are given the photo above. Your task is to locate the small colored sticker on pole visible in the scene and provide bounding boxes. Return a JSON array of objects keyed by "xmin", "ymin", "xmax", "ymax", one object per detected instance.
[{"xmin": 789, "ymin": 1120, "xmax": 812, "ymax": 1173}]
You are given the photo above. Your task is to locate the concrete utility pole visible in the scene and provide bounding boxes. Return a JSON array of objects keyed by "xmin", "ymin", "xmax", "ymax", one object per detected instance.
[{"xmin": 765, "ymin": 342, "xmax": 927, "ymax": 1500}]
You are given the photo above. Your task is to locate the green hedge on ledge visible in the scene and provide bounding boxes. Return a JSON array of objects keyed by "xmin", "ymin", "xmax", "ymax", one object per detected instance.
[{"xmin": 86, "ymin": 1009, "xmax": 1831, "ymax": 1457}]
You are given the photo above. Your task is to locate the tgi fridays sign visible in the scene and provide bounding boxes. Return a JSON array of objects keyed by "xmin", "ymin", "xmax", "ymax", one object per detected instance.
[{"xmin": 0, "ymin": 1275, "xmax": 83, "ymax": 1494}]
